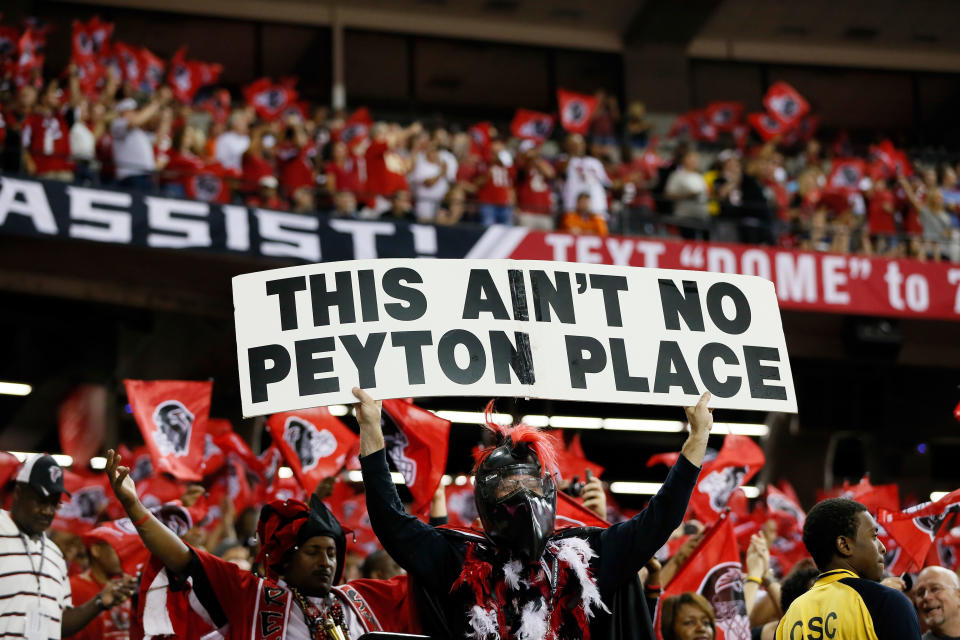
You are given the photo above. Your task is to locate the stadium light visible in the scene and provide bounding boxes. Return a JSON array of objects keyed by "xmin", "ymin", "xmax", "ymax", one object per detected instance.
[
  {"xmin": 8, "ymin": 451, "xmax": 73, "ymax": 467},
  {"xmin": 90, "ymin": 457, "xmax": 107, "ymax": 470},
  {"xmin": 346, "ymin": 469, "xmax": 405, "ymax": 484},
  {"xmin": 328, "ymin": 404, "xmax": 349, "ymax": 416},
  {"xmin": 931, "ymin": 491, "xmax": 949, "ymax": 502},
  {"xmin": 611, "ymin": 481, "xmax": 759, "ymax": 497},
  {"xmin": 441, "ymin": 474, "xmax": 452, "ymax": 486},
  {"xmin": 0, "ymin": 382, "xmax": 32, "ymax": 396},
  {"xmin": 549, "ymin": 416, "xmax": 603, "ymax": 429},
  {"xmin": 520, "ymin": 414, "xmax": 550, "ymax": 428},
  {"xmin": 433, "ymin": 410, "xmax": 511, "ymax": 425},
  {"xmin": 602, "ymin": 419, "xmax": 684, "ymax": 432},
  {"xmin": 278, "ymin": 466, "xmax": 294, "ymax": 479}
]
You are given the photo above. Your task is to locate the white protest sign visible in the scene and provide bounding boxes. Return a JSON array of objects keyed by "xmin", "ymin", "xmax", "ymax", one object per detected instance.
[{"xmin": 233, "ymin": 259, "xmax": 797, "ymax": 416}]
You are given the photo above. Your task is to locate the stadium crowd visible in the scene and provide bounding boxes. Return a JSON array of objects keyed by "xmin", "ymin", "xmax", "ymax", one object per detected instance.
[
  {"xmin": 1, "ymin": 16, "xmax": 959, "ymax": 262},
  {"xmin": 1, "ymin": 384, "xmax": 956, "ymax": 640}
]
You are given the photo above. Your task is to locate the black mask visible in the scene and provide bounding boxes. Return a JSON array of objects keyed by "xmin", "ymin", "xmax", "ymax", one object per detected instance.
[{"xmin": 475, "ymin": 442, "xmax": 557, "ymax": 560}]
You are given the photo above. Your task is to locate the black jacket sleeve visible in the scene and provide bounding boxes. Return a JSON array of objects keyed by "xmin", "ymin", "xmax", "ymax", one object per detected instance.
[
  {"xmin": 593, "ymin": 454, "xmax": 700, "ymax": 597},
  {"xmin": 359, "ymin": 448, "xmax": 465, "ymax": 593}
]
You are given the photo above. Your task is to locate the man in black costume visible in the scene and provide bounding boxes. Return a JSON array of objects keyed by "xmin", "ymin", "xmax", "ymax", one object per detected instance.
[{"xmin": 354, "ymin": 388, "xmax": 713, "ymax": 640}]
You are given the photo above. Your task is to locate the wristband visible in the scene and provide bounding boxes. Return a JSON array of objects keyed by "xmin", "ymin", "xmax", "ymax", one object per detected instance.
[
  {"xmin": 133, "ymin": 512, "xmax": 150, "ymax": 527},
  {"xmin": 644, "ymin": 583, "xmax": 661, "ymax": 591},
  {"xmin": 94, "ymin": 594, "xmax": 108, "ymax": 611},
  {"xmin": 746, "ymin": 576, "xmax": 763, "ymax": 585}
]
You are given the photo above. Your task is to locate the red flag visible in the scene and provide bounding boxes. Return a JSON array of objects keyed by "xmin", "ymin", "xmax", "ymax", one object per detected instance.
[
  {"xmin": 51, "ymin": 470, "xmax": 112, "ymax": 535},
  {"xmin": 283, "ymin": 100, "xmax": 310, "ymax": 122},
  {"xmin": 112, "ymin": 41, "xmax": 142, "ymax": 86},
  {"xmin": 656, "ymin": 515, "xmax": 750, "ymax": 640},
  {"xmin": 747, "ymin": 112, "xmax": 785, "ymax": 142},
  {"xmin": 845, "ymin": 476, "xmax": 899, "ymax": 513},
  {"xmin": 136, "ymin": 473, "xmax": 186, "ymax": 509},
  {"xmin": 556, "ymin": 491, "xmax": 609, "ymax": 529},
  {"xmin": 87, "ymin": 17, "xmax": 113, "ymax": 56},
  {"xmin": 58, "ymin": 384, "xmax": 107, "ymax": 468},
  {"xmin": 0, "ymin": 25, "xmax": 20, "ymax": 60},
  {"xmin": 766, "ymin": 485, "xmax": 805, "ymax": 533},
  {"xmin": 511, "ymin": 109, "xmax": 554, "ymax": 142},
  {"xmin": 337, "ymin": 107, "xmax": 373, "ymax": 149},
  {"xmin": 689, "ymin": 435, "xmax": 765, "ymax": 523},
  {"xmin": 705, "ymin": 101, "xmax": 743, "ymax": 132},
  {"xmin": 244, "ymin": 77, "xmax": 298, "ymax": 121},
  {"xmin": 139, "ymin": 46, "xmax": 164, "ymax": 92},
  {"xmin": 690, "ymin": 110, "xmax": 717, "ymax": 142},
  {"xmin": 826, "ymin": 158, "xmax": 867, "ymax": 194},
  {"xmin": 167, "ymin": 48, "xmax": 221, "ymax": 103},
  {"xmin": 763, "ymin": 82, "xmax": 809, "ymax": 127},
  {"xmin": 731, "ymin": 124, "xmax": 750, "ymax": 150},
  {"xmin": 557, "ymin": 89, "xmax": 598, "ymax": 135},
  {"xmin": 468, "ymin": 122, "xmax": 492, "ymax": 157},
  {"xmin": 647, "ymin": 451, "xmax": 681, "ymax": 468},
  {"xmin": 444, "ymin": 483, "xmax": 479, "ymax": 528},
  {"xmin": 0, "ymin": 451, "xmax": 19, "ymax": 488},
  {"xmin": 83, "ymin": 518, "xmax": 149, "ymax": 576},
  {"xmin": 123, "ymin": 379, "xmax": 213, "ymax": 482},
  {"xmin": 74, "ymin": 57, "xmax": 105, "ymax": 98},
  {"xmin": 196, "ymin": 89, "xmax": 232, "ymax": 126},
  {"xmin": 893, "ymin": 149, "xmax": 913, "ymax": 177},
  {"xmin": 200, "ymin": 420, "xmax": 228, "ymax": 476},
  {"xmin": 71, "ymin": 20, "xmax": 95, "ymax": 64},
  {"xmin": 193, "ymin": 59, "xmax": 222, "ymax": 88},
  {"xmin": 381, "ymin": 399, "xmax": 451, "ymax": 514},
  {"xmin": 266, "ymin": 407, "xmax": 357, "ymax": 494},
  {"xmin": 769, "ymin": 532, "xmax": 809, "ymax": 576},
  {"xmin": 667, "ymin": 113, "xmax": 693, "ymax": 139},
  {"xmin": 16, "ymin": 28, "xmax": 42, "ymax": 78}
]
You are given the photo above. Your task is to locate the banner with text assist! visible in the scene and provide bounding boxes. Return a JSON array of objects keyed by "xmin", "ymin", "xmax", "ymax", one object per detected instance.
[
  {"xmin": 233, "ymin": 259, "xmax": 797, "ymax": 416},
  {"xmin": 2, "ymin": 176, "xmax": 959, "ymax": 322}
]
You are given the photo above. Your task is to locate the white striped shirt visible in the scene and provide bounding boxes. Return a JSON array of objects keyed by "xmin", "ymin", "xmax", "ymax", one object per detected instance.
[{"xmin": 0, "ymin": 510, "xmax": 71, "ymax": 640}]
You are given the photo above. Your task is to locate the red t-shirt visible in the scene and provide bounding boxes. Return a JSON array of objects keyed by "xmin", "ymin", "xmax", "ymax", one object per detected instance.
[
  {"xmin": 476, "ymin": 163, "xmax": 514, "ymax": 206},
  {"xmin": 277, "ymin": 141, "xmax": 317, "ymax": 194},
  {"xmin": 868, "ymin": 188, "xmax": 897, "ymax": 235},
  {"xmin": 241, "ymin": 152, "xmax": 275, "ymax": 192},
  {"xmin": 326, "ymin": 159, "xmax": 360, "ymax": 194},
  {"xmin": 517, "ymin": 165, "xmax": 553, "ymax": 214},
  {"xmin": 364, "ymin": 140, "xmax": 408, "ymax": 197},
  {"xmin": 247, "ymin": 194, "xmax": 289, "ymax": 211},
  {"xmin": 67, "ymin": 574, "xmax": 132, "ymax": 640},
  {"xmin": 618, "ymin": 160, "xmax": 655, "ymax": 210},
  {"xmin": 164, "ymin": 150, "xmax": 204, "ymax": 189},
  {"xmin": 23, "ymin": 113, "xmax": 73, "ymax": 174}
]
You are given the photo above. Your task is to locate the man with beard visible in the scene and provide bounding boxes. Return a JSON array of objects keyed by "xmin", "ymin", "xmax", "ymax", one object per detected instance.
[
  {"xmin": 104, "ymin": 449, "xmax": 410, "ymax": 640},
  {"xmin": 914, "ymin": 566, "xmax": 960, "ymax": 639},
  {"xmin": 0, "ymin": 454, "xmax": 133, "ymax": 640},
  {"xmin": 354, "ymin": 387, "xmax": 713, "ymax": 640},
  {"xmin": 776, "ymin": 498, "xmax": 921, "ymax": 639}
]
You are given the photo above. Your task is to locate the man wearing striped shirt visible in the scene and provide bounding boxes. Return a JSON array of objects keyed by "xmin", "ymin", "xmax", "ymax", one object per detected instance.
[{"xmin": 1, "ymin": 454, "xmax": 133, "ymax": 640}]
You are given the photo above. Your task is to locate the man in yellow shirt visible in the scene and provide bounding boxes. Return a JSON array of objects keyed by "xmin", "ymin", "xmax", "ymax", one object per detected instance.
[{"xmin": 776, "ymin": 498, "xmax": 921, "ymax": 640}]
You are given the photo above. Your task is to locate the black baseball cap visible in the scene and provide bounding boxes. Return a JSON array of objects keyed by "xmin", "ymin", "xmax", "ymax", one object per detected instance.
[{"xmin": 15, "ymin": 454, "xmax": 71, "ymax": 498}]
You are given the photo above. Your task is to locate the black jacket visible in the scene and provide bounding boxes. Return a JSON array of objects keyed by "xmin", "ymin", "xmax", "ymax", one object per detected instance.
[{"xmin": 360, "ymin": 449, "xmax": 700, "ymax": 639}]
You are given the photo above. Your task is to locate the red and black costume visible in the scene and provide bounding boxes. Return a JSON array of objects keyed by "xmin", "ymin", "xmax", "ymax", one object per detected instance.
[{"xmin": 360, "ymin": 421, "xmax": 701, "ymax": 640}]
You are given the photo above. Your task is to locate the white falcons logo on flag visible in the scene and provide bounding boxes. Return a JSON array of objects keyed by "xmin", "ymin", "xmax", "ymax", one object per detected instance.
[
  {"xmin": 383, "ymin": 414, "xmax": 417, "ymax": 485},
  {"xmin": 152, "ymin": 400, "xmax": 194, "ymax": 457},
  {"xmin": 563, "ymin": 101, "xmax": 587, "ymax": 126},
  {"xmin": 283, "ymin": 417, "xmax": 337, "ymax": 472},
  {"xmin": 699, "ymin": 562, "xmax": 750, "ymax": 640},
  {"xmin": 698, "ymin": 466, "xmax": 748, "ymax": 512},
  {"xmin": 257, "ymin": 89, "xmax": 285, "ymax": 110}
]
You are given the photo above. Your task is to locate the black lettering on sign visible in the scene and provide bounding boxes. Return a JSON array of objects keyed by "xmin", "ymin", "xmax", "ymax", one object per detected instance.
[
  {"xmin": 530, "ymin": 270, "xmax": 575, "ymax": 324},
  {"xmin": 489, "ymin": 331, "xmax": 535, "ymax": 385},
  {"xmin": 248, "ymin": 344, "xmax": 291, "ymax": 403},
  {"xmin": 295, "ymin": 337, "xmax": 338, "ymax": 395},
  {"xmin": 265, "ymin": 276, "xmax": 307, "ymax": 331},
  {"xmin": 609, "ymin": 338, "xmax": 649, "ymax": 392},
  {"xmin": 340, "ymin": 333, "xmax": 386, "ymax": 388},
  {"xmin": 462, "ymin": 269, "xmax": 509, "ymax": 320},
  {"xmin": 824, "ymin": 612, "xmax": 837, "ymax": 639},
  {"xmin": 706, "ymin": 282, "xmax": 751, "ymax": 335},
  {"xmin": 507, "ymin": 269, "xmax": 529, "ymax": 322},
  {"xmin": 564, "ymin": 335, "xmax": 606, "ymax": 389},
  {"xmin": 438, "ymin": 329, "xmax": 485, "ymax": 385},
  {"xmin": 382, "ymin": 267, "xmax": 427, "ymax": 321},
  {"xmin": 653, "ymin": 341, "xmax": 698, "ymax": 394},
  {"xmin": 260, "ymin": 611, "xmax": 283, "ymax": 638},
  {"xmin": 743, "ymin": 346, "xmax": 787, "ymax": 400},
  {"xmin": 589, "ymin": 274, "xmax": 628, "ymax": 327},
  {"xmin": 697, "ymin": 343, "xmax": 742, "ymax": 398},
  {"xmin": 391, "ymin": 331, "xmax": 433, "ymax": 385},
  {"xmin": 807, "ymin": 616, "xmax": 823, "ymax": 640},
  {"xmin": 357, "ymin": 269, "xmax": 379, "ymax": 322},
  {"xmin": 659, "ymin": 279, "xmax": 704, "ymax": 332},
  {"xmin": 310, "ymin": 271, "xmax": 355, "ymax": 326}
]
